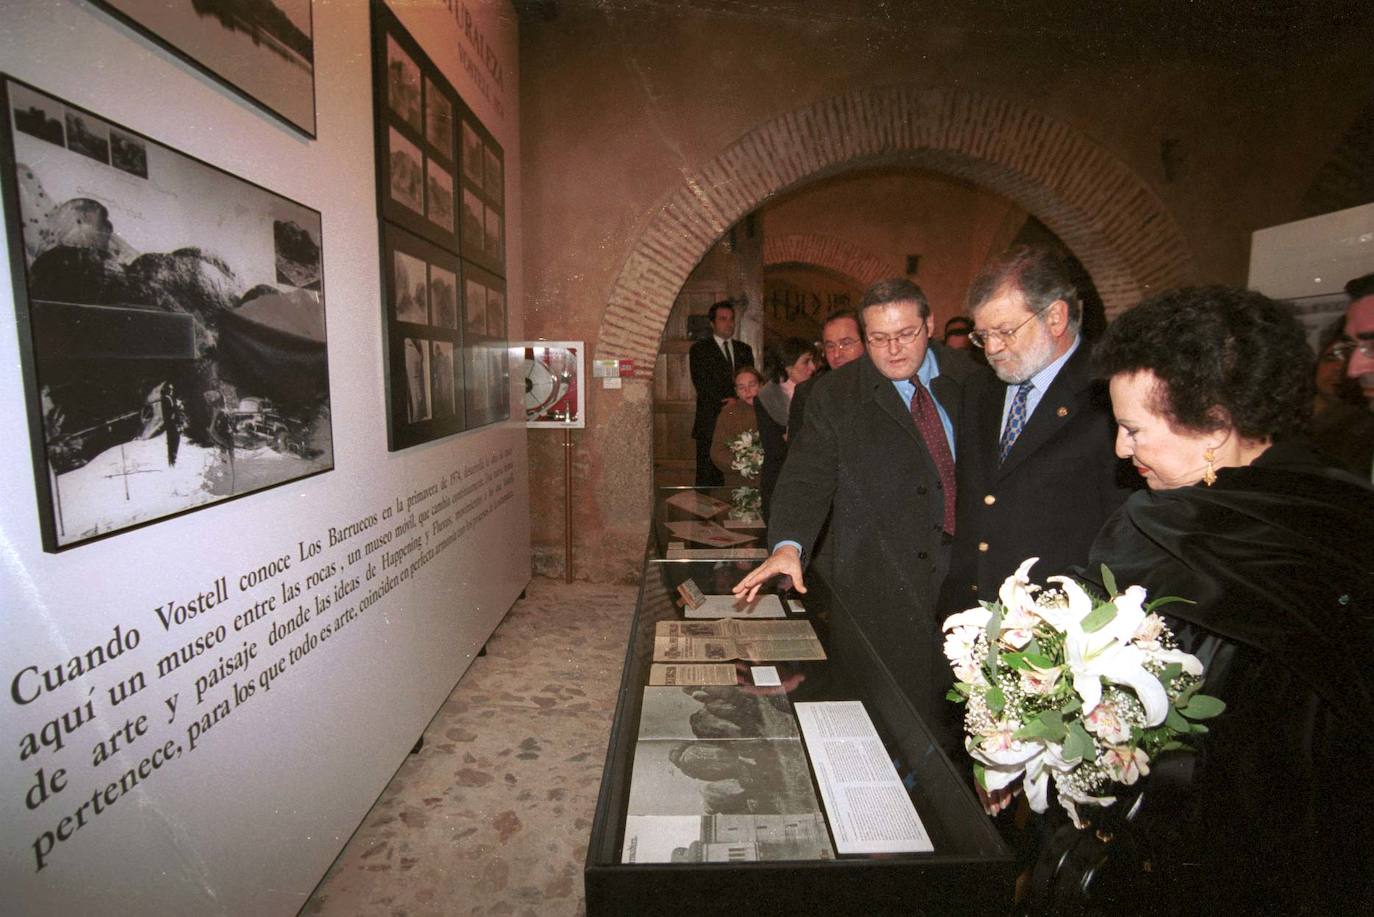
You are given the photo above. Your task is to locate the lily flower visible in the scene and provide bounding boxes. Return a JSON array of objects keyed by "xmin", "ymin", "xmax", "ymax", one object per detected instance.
[
  {"xmin": 1046, "ymin": 576, "xmax": 1170, "ymax": 726},
  {"xmin": 998, "ymin": 556, "xmax": 1042, "ymax": 617}
]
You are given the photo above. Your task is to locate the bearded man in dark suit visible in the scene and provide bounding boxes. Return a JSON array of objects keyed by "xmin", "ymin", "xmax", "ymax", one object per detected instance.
[
  {"xmin": 689, "ymin": 300, "xmax": 754, "ymax": 487},
  {"xmin": 941, "ymin": 245, "xmax": 1136, "ymax": 615},
  {"xmin": 736, "ymin": 279, "xmax": 978, "ymax": 723}
]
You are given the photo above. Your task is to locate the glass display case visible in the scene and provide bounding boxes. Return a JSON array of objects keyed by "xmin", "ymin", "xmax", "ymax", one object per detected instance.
[{"xmin": 585, "ymin": 488, "xmax": 1015, "ymax": 915}]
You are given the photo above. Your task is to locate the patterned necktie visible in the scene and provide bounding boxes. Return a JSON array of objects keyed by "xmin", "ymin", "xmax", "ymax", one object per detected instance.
[
  {"xmin": 999, "ymin": 381, "xmax": 1034, "ymax": 463},
  {"xmin": 909, "ymin": 382, "xmax": 957, "ymax": 534}
]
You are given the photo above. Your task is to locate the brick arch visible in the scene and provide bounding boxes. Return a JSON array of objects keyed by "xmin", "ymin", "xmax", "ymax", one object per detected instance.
[
  {"xmin": 594, "ymin": 86, "xmax": 1195, "ymax": 367},
  {"xmin": 763, "ymin": 234, "xmax": 890, "ymax": 288}
]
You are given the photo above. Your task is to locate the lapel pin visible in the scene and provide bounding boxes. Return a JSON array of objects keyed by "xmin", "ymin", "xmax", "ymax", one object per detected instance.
[{"xmin": 1056, "ymin": 406, "xmax": 1069, "ymax": 417}]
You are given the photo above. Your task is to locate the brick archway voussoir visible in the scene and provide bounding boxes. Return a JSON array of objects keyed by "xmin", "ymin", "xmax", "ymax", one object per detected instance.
[{"xmin": 595, "ymin": 87, "xmax": 1195, "ymax": 369}]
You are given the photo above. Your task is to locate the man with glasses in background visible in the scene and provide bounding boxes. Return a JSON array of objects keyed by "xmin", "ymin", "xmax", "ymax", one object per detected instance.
[
  {"xmin": 786, "ymin": 309, "xmax": 864, "ymax": 439},
  {"xmin": 736, "ymin": 279, "xmax": 977, "ymax": 724},
  {"xmin": 940, "ymin": 246, "xmax": 1135, "ymax": 617},
  {"xmin": 1339, "ymin": 272, "xmax": 1374, "ymax": 481}
]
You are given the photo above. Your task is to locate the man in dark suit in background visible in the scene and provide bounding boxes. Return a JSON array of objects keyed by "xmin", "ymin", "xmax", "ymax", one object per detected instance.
[
  {"xmin": 689, "ymin": 301, "xmax": 754, "ymax": 486},
  {"xmin": 736, "ymin": 279, "xmax": 978, "ymax": 723},
  {"xmin": 941, "ymin": 246, "xmax": 1135, "ymax": 614}
]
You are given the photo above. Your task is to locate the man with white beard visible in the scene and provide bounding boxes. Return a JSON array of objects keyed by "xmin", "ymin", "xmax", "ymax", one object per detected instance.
[{"xmin": 940, "ymin": 245, "xmax": 1135, "ymax": 614}]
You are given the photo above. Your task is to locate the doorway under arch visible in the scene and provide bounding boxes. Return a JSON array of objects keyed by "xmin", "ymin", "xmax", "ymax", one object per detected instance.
[{"xmin": 593, "ymin": 85, "xmax": 1195, "ymax": 368}]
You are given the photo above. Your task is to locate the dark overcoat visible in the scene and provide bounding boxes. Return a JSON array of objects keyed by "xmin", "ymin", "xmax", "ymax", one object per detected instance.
[
  {"xmin": 941, "ymin": 341, "xmax": 1135, "ymax": 612},
  {"xmin": 689, "ymin": 336, "xmax": 754, "ymax": 440},
  {"xmin": 768, "ymin": 347, "xmax": 976, "ymax": 719}
]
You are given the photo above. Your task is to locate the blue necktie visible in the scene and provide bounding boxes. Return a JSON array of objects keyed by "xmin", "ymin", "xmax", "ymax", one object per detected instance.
[{"xmin": 999, "ymin": 382, "xmax": 1033, "ymax": 463}]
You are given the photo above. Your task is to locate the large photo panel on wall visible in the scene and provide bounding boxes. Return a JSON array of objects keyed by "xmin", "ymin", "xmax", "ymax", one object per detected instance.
[
  {"xmin": 0, "ymin": 77, "xmax": 333, "ymax": 551},
  {"xmin": 92, "ymin": 0, "xmax": 317, "ymax": 137}
]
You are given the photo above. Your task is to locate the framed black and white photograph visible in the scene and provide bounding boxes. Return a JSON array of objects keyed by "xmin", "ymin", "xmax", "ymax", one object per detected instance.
[
  {"xmin": 486, "ymin": 288, "xmax": 506, "ymax": 339},
  {"xmin": 392, "ymin": 250, "xmax": 428, "ymax": 324},
  {"xmin": 388, "ymin": 126, "xmax": 424, "ymax": 217},
  {"xmin": 426, "ymin": 158, "xmax": 454, "ymax": 234},
  {"xmin": 484, "ymin": 206, "xmax": 503, "ymax": 264},
  {"xmin": 425, "ymin": 77, "xmax": 454, "ymax": 162},
  {"xmin": 386, "ymin": 34, "xmax": 422, "ymax": 132},
  {"xmin": 430, "ymin": 263, "xmax": 458, "ymax": 329},
  {"xmin": 403, "ymin": 337, "xmax": 431, "ymax": 423},
  {"xmin": 462, "ymin": 187, "xmax": 484, "ymax": 252},
  {"xmin": 93, "ymin": 0, "xmax": 316, "ymax": 137},
  {"xmin": 430, "ymin": 340, "xmax": 456, "ymax": 418},
  {"xmin": 464, "ymin": 276, "xmax": 487, "ymax": 336},
  {"xmin": 462, "ymin": 121, "xmax": 483, "ymax": 185},
  {"xmin": 484, "ymin": 143, "xmax": 502, "ymax": 200},
  {"xmin": 0, "ymin": 78, "xmax": 333, "ymax": 552}
]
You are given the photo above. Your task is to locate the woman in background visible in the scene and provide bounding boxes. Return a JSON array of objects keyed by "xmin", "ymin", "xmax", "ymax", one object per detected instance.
[
  {"xmin": 709, "ymin": 366, "xmax": 764, "ymax": 489},
  {"xmin": 756, "ymin": 337, "xmax": 816, "ymax": 519},
  {"xmin": 1032, "ymin": 286, "xmax": 1374, "ymax": 915}
]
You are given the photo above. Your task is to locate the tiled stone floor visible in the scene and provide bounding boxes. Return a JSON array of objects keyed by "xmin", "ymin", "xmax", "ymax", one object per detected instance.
[{"xmin": 303, "ymin": 577, "xmax": 637, "ymax": 917}]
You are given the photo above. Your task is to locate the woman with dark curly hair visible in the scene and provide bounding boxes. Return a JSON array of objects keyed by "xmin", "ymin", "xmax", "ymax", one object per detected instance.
[{"xmin": 1029, "ymin": 286, "xmax": 1374, "ymax": 915}]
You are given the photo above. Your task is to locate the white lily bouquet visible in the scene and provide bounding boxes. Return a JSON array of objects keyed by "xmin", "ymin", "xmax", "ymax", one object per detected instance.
[
  {"xmin": 942, "ymin": 558, "xmax": 1225, "ymax": 828},
  {"xmin": 728, "ymin": 430, "xmax": 763, "ymax": 481}
]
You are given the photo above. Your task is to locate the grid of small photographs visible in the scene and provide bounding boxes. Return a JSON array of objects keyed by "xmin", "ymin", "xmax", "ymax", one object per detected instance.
[
  {"xmin": 384, "ymin": 225, "xmax": 464, "ymax": 445},
  {"xmin": 460, "ymin": 117, "xmax": 504, "ymax": 274},
  {"xmin": 378, "ymin": 25, "xmax": 458, "ymax": 249},
  {"xmin": 372, "ymin": 1, "xmax": 508, "ymax": 449}
]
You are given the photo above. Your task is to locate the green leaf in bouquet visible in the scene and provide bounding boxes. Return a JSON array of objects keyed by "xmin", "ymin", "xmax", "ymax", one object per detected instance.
[
  {"xmin": 1080, "ymin": 601, "xmax": 1118, "ymax": 633},
  {"xmin": 1160, "ymin": 662, "xmax": 1183, "ymax": 685},
  {"xmin": 1000, "ymin": 651, "xmax": 1032, "ymax": 671},
  {"xmin": 1145, "ymin": 595, "xmax": 1196, "ymax": 612},
  {"xmin": 1100, "ymin": 564, "xmax": 1119, "ymax": 598},
  {"xmin": 1180, "ymin": 694, "xmax": 1226, "ymax": 719},
  {"xmin": 1160, "ymin": 740, "xmax": 1190, "ymax": 752},
  {"xmin": 986, "ymin": 685, "xmax": 1006, "ymax": 714},
  {"xmin": 1063, "ymin": 721, "xmax": 1095, "ymax": 761},
  {"xmin": 1190, "ymin": 723, "xmax": 1209, "ymax": 734},
  {"xmin": 983, "ymin": 610, "xmax": 1005, "ymax": 646},
  {"xmin": 1014, "ymin": 710, "xmax": 1066, "ymax": 742},
  {"xmin": 1165, "ymin": 707, "xmax": 1189, "ymax": 732},
  {"xmin": 974, "ymin": 763, "xmax": 988, "ymax": 791},
  {"xmin": 946, "ymin": 687, "xmax": 966, "ymax": 702},
  {"xmin": 1173, "ymin": 680, "xmax": 1201, "ymax": 706},
  {"xmin": 1060, "ymin": 696, "xmax": 1082, "ymax": 715}
]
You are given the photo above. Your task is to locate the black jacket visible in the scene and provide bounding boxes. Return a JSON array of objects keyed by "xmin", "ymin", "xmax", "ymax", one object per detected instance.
[
  {"xmin": 689, "ymin": 336, "xmax": 754, "ymax": 440},
  {"xmin": 1074, "ymin": 442, "xmax": 1374, "ymax": 915},
  {"xmin": 942, "ymin": 341, "xmax": 1135, "ymax": 613},
  {"xmin": 768, "ymin": 345, "xmax": 977, "ymax": 719}
]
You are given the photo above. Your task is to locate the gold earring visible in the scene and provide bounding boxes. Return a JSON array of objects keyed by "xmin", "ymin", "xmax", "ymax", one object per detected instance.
[{"xmin": 1202, "ymin": 448, "xmax": 1217, "ymax": 486}]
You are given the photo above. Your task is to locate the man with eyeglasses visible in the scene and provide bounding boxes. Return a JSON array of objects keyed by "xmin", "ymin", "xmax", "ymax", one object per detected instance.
[
  {"xmin": 940, "ymin": 245, "xmax": 1135, "ymax": 617},
  {"xmin": 1340, "ymin": 272, "xmax": 1374, "ymax": 481},
  {"xmin": 735, "ymin": 279, "xmax": 978, "ymax": 724},
  {"xmin": 786, "ymin": 309, "xmax": 863, "ymax": 439}
]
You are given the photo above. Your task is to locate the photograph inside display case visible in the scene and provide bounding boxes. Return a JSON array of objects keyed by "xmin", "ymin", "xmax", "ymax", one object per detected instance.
[{"xmin": 622, "ymin": 686, "xmax": 834, "ymax": 864}]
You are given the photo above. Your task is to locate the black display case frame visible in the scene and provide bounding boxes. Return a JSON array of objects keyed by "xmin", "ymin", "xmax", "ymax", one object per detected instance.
[{"xmin": 585, "ymin": 489, "xmax": 1015, "ymax": 915}]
